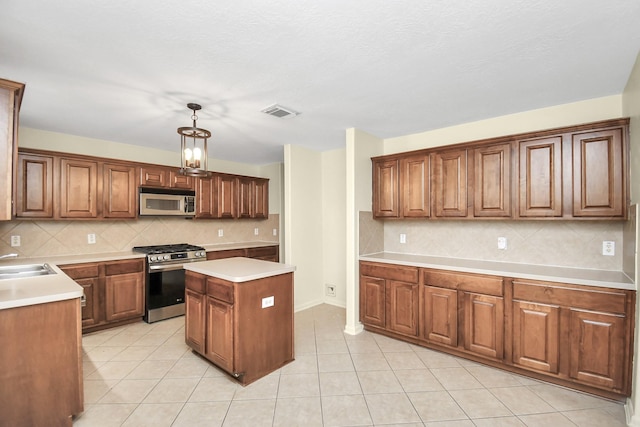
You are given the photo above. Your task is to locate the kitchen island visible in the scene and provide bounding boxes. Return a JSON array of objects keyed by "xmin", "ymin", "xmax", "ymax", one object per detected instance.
[
  {"xmin": 0, "ymin": 265, "xmax": 84, "ymax": 426},
  {"xmin": 183, "ymin": 257, "xmax": 295, "ymax": 385}
]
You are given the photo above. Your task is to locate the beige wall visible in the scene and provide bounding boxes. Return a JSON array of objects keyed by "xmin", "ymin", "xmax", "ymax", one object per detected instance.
[
  {"xmin": 284, "ymin": 144, "xmax": 325, "ymax": 310},
  {"xmin": 321, "ymin": 148, "xmax": 347, "ymax": 306},
  {"xmin": 384, "ymin": 95, "xmax": 623, "ymax": 154},
  {"xmin": 622, "ymin": 51, "xmax": 640, "ymax": 426}
]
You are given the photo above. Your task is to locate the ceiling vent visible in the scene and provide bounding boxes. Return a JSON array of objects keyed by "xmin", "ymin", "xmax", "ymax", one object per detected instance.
[{"xmin": 261, "ymin": 104, "xmax": 300, "ymax": 119}]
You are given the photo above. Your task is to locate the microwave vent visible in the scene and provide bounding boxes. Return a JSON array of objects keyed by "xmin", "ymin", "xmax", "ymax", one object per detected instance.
[{"xmin": 261, "ymin": 104, "xmax": 300, "ymax": 119}]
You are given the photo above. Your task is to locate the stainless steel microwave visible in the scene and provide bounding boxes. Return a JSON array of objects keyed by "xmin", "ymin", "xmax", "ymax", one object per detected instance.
[{"xmin": 139, "ymin": 188, "xmax": 196, "ymax": 216}]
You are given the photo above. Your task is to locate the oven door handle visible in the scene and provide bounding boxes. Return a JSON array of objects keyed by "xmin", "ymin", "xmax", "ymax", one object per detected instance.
[{"xmin": 148, "ymin": 264, "xmax": 186, "ymax": 272}]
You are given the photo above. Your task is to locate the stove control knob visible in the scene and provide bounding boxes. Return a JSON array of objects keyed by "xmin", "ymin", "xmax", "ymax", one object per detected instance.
[
  {"xmin": 150, "ymin": 255, "xmax": 157, "ymax": 262},
  {"xmin": 197, "ymin": 251, "xmax": 205, "ymax": 257},
  {"xmin": 163, "ymin": 254, "xmax": 170, "ymax": 260}
]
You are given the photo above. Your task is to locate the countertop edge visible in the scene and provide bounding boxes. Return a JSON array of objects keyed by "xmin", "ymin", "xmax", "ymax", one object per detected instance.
[
  {"xmin": 360, "ymin": 252, "xmax": 635, "ymax": 291},
  {"xmin": 184, "ymin": 257, "xmax": 295, "ymax": 283}
]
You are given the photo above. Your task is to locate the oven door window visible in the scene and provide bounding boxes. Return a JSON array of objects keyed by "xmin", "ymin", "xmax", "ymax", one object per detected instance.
[{"xmin": 147, "ymin": 269, "xmax": 185, "ymax": 310}]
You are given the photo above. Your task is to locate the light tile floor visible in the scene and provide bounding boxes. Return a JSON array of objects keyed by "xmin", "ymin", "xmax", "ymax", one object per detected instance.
[{"xmin": 74, "ymin": 304, "xmax": 628, "ymax": 427}]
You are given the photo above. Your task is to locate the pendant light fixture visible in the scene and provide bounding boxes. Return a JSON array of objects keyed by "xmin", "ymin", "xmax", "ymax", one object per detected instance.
[{"xmin": 178, "ymin": 103, "xmax": 211, "ymax": 177}]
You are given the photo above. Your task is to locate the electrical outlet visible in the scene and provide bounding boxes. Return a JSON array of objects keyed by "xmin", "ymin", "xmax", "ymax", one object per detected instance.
[
  {"xmin": 602, "ymin": 241, "xmax": 615, "ymax": 256},
  {"xmin": 261, "ymin": 296, "xmax": 274, "ymax": 308},
  {"xmin": 87, "ymin": 233, "xmax": 96, "ymax": 244},
  {"xmin": 326, "ymin": 284, "xmax": 336, "ymax": 297},
  {"xmin": 400, "ymin": 234, "xmax": 406, "ymax": 244},
  {"xmin": 254, "ymin": 228, "xmax": 259, "ymax": 236},
  {"xmin": 497, "ymin": 237, "xmax": 507, "ymax": 250},
  {"xmin": 218, "ymin": 229, "xmax": 224, "ymax": 237},
  {"xmin": 272, "ymin": 228, "xmax": 277, "ymax": 236},
  {"xmin": 10, "ymin": 235, "xmax": 20, "ymax": 247}
]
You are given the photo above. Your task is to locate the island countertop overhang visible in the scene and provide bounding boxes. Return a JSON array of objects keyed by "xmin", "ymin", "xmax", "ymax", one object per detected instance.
[{"xmin": 183, "ymin": 257, "xmax": 295, "ymax": 282}]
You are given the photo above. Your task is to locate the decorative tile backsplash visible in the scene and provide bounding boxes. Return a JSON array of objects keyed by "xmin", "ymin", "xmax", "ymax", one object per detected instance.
[
  {"xmin": 0, "ymin": 215, "xmax": 279, "ymax": 259},
  {"xmin": 360, "ymin": 211, "xmax": 630, "ymax": 271}
]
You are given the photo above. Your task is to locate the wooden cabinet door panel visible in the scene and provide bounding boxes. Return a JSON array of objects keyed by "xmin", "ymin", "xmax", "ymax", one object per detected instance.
[
  {"xmin": 518, "ymin": 136, "xmax": 562, "ymax": 217},
  {"xmin": 140, "ymin": 166, "xmax": 168, "ymax": 187},
  {"xmin": 195, "ymin": 176, "xmax": 215, "ymax": 218},
  {"xmin": 572, "ymin": 128, "xmax": 624, "ymax": 217},
  {"xmin": 424, "ymin": 286, "xmax": 457, "ymax": 346},
  {"xmin": 185, "ymin": 288, "xmax": 205, "ymax": 353},
  {"xmin": 373, "ymin": 159, "xmax": 400, "ymax": 217},
  {"xmin": 401, "ymin": 155, "xmax": 430, "ymax": 217},
  {"xmin": 434, "ymin": 149, "xmax": 467, "ymax": 217},
  {"xmin": 253, "ymin": 178, "xmax": 269, "ymax": 219},
  {"xmin": 103, "ymin": 163, "xmax": 136, "ymax": 218},
  {"xmin": 169, "ymin": 170, "xmax": 194, "ymax": 189},
  {"xmin": 104, "ymin": 273, "xmax": 144, "ymax": 322},
  {"xmin": 217, "ymin": 174, "xmax": 237, "ymax": 218},
  {"xmin": 388, "ymin": 281, "xmax": 419, "ymax": 336},
  {"xmin": 474, "ymin": 143, "xmax": 511, "ymax": 217},
  {"xmin": 569, "ymin": 309, "xmax": 625, "ymax": 390},
  {"xmin": 205, "ymin": 297, "xmax": 234, "ymax": 372},
  {"xmin": 237, "ymin": 177, "xmax": 253, "ymax": 218},
  {"xmin": 360, "ymin": 276, "xmax": 386, "ymax": 328},
  {"xmin": 60, "ymin": 158, "xmax": 98, "ymax": 218},
  {"xmin": 512, "ymin": 301, "xmax": 560, "ymax": 374},
  {"xmin": 15, "ymin": 153, "xmax": 53, "ymax": 218},
  {"xmin": 77, "ymin": 277, "xmax": 100, "ymax": 327},
  {"xmin": 463, "ymin": 292, "xmax": 503, "ymax": 360}
]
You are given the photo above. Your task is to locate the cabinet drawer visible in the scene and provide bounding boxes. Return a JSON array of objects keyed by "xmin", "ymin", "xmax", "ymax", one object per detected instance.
[
  {"xmin": 105, "ymin": 259, "xmax": 144, "ymax": 276},
  {"xmin": 512, "ymin": 280, "xmax": 628, "ymax": 314},
  {"xmin": 207, "ymin": 249, "xmax": 246, "ymax": 260},
  {"xmin": 423, "ymin": 269, "xmax": 503, "ymax": 296},
  {"xmin": 186, "ymin": 271, "xmax": 206, "ymax": 294},
  {"xmin": 60, "ymin": 263, "xmax": 100, "ymax": 279},
  {"xmin": 207, "ymin": 277, "xmax": 234, "ymax": 304},
  {"xmin": 246, "ymin": 246, "xmax": 278, "ymax": 259},
  {"xmin": 360, "ymin": 262, "xmax": 418, "ymax": 283}
]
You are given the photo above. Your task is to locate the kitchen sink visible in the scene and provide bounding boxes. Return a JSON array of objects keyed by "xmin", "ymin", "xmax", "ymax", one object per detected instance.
[{"xmin": 0, "ymin": 263, "xmax": 56, "ymax": 280}]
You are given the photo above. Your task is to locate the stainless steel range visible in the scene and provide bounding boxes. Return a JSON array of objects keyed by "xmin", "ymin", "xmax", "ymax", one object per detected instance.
[{"xmin": 133, "ymin": 243, "xmax": 207, "ymax": 323}]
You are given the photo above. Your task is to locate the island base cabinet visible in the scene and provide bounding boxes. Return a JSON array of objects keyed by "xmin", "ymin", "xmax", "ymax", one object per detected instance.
[
  {"xmin": 0, "ymin": 298, "xmax": 83, "ymax": 426},
  {"xmin": 205, "ymin": 297, "xmax": 234, "ymax": 372},
  {"xmin": 185, "ymin": 270, "xmax": 294, "ymax": 385}
]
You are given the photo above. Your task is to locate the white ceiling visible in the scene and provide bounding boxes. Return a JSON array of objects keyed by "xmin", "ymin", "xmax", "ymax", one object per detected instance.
[{"xmin": 1, "ymin": 1, "xmax": 639, "ymax": 165}]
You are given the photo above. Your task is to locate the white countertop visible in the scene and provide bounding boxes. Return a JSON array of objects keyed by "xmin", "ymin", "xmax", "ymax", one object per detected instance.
[
  {"xmin": 360, "ymin": 252, "xmax": 635, "ymax": 290},
  {"xmin": 0, "ymin": 264, "xmax": 83, "ymax": 310},
  {"xmin": 184, "ymin": 257, "xmax": 295, "ymax": 283}
]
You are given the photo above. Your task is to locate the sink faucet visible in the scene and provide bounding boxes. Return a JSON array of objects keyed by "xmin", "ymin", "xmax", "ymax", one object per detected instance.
[{"xmin": 0, "ymin": 253, "xmax": 18, "ymax": 261}]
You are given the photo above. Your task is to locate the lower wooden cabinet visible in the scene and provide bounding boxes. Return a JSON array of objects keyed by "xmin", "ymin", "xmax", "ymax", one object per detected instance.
[
  {"xmin": 360, "ymin": 262, "xmax": 419, "ymax": 338},
  {"xmin": 360, "ymin": 261, "xmax": 636, "ymax": 399},
  {"xmin": 205, "ymin": 296, "xmax": 234, "ymax": 372},
  {"xmin": 60, "ymin": 258, "xmax": 144, "ymax": 332}
]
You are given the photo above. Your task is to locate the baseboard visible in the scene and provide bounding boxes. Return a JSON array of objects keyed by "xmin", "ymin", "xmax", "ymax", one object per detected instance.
[
  {"xmin": 627, "ymin": 398, "xmax": 640, "ymax": 426},
  {"xmin": 344, "ymin": 322, "xmax": 364, "ymax": 336}
]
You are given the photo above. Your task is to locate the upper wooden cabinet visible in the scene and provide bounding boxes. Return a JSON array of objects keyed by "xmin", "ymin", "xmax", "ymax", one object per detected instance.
[
  {"xmin": 572, "ymin": 128, "xmax": 625, "ymax": 217},
  {"xmin": 1, "ymin": 79, "xmax": 24, "ymax": 221},
  {"xmin": 15, "ymin": 152, "xmax": 54, "ymax": 218},
  {"xmin": 139, "ymin": 165, "xmax": 194, "ymax": 190},
  {"xmin": 103, "ymin": 163, "xmax": 137, "ymax": 218},
  {"xmin": 372, "ymin": 118, "xmax": 629, "ymax": 220},
  {"xmin": 517, "ymin": 136, "xmax": 563, "ymax": 217},
  {"xmin": 401, "ymin": 154, "xmax": 430, "ymax": 218},
  {"xmin": 59, "ymin": 157, "xmax": 99, "ymax": 218},
  {"xmin": 373, "ymin": 159, "xmax": 400, "ymax": 218},
  {"xmin": 473, "ymin": 143, "xmax": 511, "ymax": 217},
  {"xmin": 15, "ymin": 148, "xmax": 268, "ymax": 220},
  {"xmin": 433, "ymin": 148, "xmax": 467, "ymax": 218}
]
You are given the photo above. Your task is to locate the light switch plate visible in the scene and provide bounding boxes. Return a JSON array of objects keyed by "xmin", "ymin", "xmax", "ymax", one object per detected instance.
[
  {"xmin": 87, "ymin": 233, "xmax": 96, "ymax": 244},
  {"xmin": 254, "ymin": 228, "xmax": 259, "ymax": 236},
  {"xmin": 498, "ymin": 237, "xmax": 507, "ymax": 250},
  {"xmin": 10, "ymin": 235, "xmax": 20, "ymax": 247},
  {"xmin": 400, "ymin": 234, "xmax": 406, "ymax": 244},
  {"xmin": 218, "ymin": 229, "xmax": 224, "ymax": 237}
]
